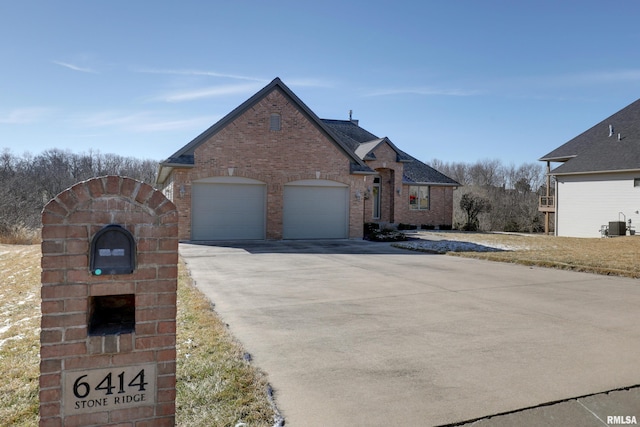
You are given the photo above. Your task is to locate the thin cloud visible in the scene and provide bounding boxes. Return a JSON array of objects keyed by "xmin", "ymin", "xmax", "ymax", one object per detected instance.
[
  {"xmin": 286, "ymin": 77, "xmax": 335, "ymax": 88},
  {"xmin": 132, "ymin": 116, "xmax": 217, "ymax": 132},
  {"xmin": 154, "ymin": 83, "xmax": 264, "ymax": 102},
  {"xmin": 52, "ymin": 60, "xmax": 97, "ymax": 74},
  {"xmin": 78, "ymin": 110, "xmax": 214, "ymax": 132},
  {"xmin": 505, "ymin": 69, "xmax": 640, "ymax": 92},
  {"xmin": 364, "ymin": 87, "xmax": 483, "ymax": 97},
  {"xmin": 136, "ymin": 68, "xmax": 333, "ymax": 88},
  {"xmin": 559, "ymin": 69, "xmax": 640, "ymax": 85},
  {"xmin": 0, "ymin": 108, "xmax": 53, "ymax": 124},
  {"xmin": 135, "ymin": 68, "xmax": 267, "ymax": 83}
]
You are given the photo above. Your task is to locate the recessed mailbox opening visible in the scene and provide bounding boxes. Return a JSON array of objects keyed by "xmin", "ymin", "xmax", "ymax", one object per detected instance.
[
  {"xmin": 90, "ymin": 224, "xmax": 136, "ymax": 275},
  {"xmin": 89, "ymin": 294, "xmax": 135, "ymax": 335}
]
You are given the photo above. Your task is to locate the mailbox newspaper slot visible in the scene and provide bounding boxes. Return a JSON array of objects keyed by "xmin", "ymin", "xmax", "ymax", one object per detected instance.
[{"xmin": 90, "ymin": 224, "xmax": 136, "ymax": 275}]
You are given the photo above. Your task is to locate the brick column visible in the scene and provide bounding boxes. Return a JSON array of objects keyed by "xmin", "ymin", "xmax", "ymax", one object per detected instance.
[{"xmin": 40, "ymin": 176, "xmax": 178, "ymax": 427}]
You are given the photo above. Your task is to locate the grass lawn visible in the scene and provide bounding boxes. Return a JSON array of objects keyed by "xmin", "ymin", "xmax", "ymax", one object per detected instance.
[
  {"xmin": 0, "ymin": 244, "xmax": 277, "ymax": 427},
  {"xmin": 399, "ymin": 231, "xmax": 640, "ymax": 278}
]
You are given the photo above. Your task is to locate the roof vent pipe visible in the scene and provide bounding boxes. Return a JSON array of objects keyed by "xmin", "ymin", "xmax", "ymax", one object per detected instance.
[
  {"xmin": 618, "ymin": 133, "xmax": 622, "ymax": 141},
  {"xmin": 609, "ymin": 124, "xmax": 614, "ymax": 137},
  {"xmin": 349, "ymin": 109, "xmax": 359, "ymax": 125}
]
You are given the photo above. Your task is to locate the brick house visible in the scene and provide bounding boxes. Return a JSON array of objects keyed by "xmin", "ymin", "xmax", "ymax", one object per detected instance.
[{"xmin": 156, "ymin": 78, "xmax": 458, "ymax": 240}]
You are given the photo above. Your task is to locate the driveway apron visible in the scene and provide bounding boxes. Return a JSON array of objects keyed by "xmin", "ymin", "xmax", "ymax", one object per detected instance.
[{"xmin": 179, "ymin": 240, "xmax": 640, "ymax": 426}]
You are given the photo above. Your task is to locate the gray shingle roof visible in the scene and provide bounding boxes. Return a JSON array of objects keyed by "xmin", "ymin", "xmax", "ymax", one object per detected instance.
[
  {"xmin": 401, "ymin": 153, "xmax": 460, "ymax": 185},
  {"xmin": 320, "ymin": 119, "xmax": 379, "ymax": 150},
  {"xmin": 157, "ymin": 78, "xmax": 459, "ymax": 186},
  {"xmin": 322, "ymin": 119, "xmax": 458, "ymax": 185},
  {"xmin": 164, "ymin": 154, "xmax": 194, "ymax": 166},
  {"xmin": 540, "ymin": 98, "xmax": 640, "ymax": 174}
]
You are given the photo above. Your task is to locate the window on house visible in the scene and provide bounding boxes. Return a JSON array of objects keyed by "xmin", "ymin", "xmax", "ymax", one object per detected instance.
[
  {"xmin": 634, "ymin": 178, "xmax": 640, "ymax": 187},
  {"xmin": 372, "ymin": 177, "xmax": 381, "ymax": 219},
  {"xmin": 270, "ymin": 113, "xmax": 281, "ymax": 131},
  {"xmin": 409, "ymin": 186, "xmax": 429, "ymax": 210}
]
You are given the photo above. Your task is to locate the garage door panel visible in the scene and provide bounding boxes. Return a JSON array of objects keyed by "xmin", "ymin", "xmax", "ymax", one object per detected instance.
[
  {"xmin": 192, "ymin": 182, "xmax": 265, "ymax": 240},
  {"xmin": 283, "ymin": 183, "xmax": 348, "ymax": 239}
]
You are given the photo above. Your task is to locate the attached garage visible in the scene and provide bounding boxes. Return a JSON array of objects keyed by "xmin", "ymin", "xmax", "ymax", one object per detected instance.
[
  {"xmin": 191, "ymin": 177, "xmax": 266, "ymax": 240},
  {"xmin": 283, "ymin": 180, "xmax": 349, "ymax": 239}
]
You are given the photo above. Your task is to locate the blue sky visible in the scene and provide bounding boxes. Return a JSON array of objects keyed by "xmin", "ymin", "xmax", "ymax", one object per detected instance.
[{"xmin": 3, "ymin": 1, "xmax": 640, "ymax": 166}]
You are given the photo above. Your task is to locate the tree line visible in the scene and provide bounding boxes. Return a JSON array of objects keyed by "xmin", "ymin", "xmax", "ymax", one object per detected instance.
[
  {"xmin": 0, "ymin": 149, "xmax": 157, "ymax": 235},
  {"xmin": 431, "ymin": 158, "xmax": 550, "ymax": 233},
  {"xmin": 0, "ymin": 148, "xmax": 550, "ymax": 237}
]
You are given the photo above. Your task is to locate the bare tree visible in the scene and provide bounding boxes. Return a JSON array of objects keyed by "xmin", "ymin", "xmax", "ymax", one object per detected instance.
[
  {"xmin": 431, "ymin": 158, "xmax": 546, "ymax": 232},
  {"xmin": 460, "ymin": 193, "xmax": 491, "ymax": 231},
  {"xmin": 0, "ymin": 149, "xmax": 158, "ymax": 233}
]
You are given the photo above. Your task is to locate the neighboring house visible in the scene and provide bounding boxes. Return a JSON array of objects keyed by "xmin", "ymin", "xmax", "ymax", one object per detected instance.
[
  {"xmin": 539, "ymin": 98, "xmax": 640, "ymax": 237},
  {"xmin": 156, "ymin": 78, "xmax": 459, "ymax": 241}
]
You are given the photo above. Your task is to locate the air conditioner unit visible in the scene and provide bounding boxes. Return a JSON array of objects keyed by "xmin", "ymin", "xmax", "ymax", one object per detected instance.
[{"xmin": 608, "ymin": 221, "xmax": 626, "ymax": 236}]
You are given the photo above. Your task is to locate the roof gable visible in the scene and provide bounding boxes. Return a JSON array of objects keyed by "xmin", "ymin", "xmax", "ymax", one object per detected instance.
[
  {"xmin": 157, "ymin": 78, "xmax": 459, "ymax": 187},
  {"xmin": 541, "ymin": 98, "xmax": 640, "ymax": 174},
  {"xmin": 353, "ymin": 137, "xmax": 414, "ymax": 163},
  {"xmin": 157, "ymin": 78, "xmax": 371, "ymax": 183},
  {"xmin": 355, "ymin": 138, "xmax": 384, "ymax": 160}
]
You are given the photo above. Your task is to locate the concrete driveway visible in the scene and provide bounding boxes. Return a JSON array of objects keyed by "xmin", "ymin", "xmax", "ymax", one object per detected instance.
[{"xmin": 179, "ymin": 240, "xmax": 640, "ymax": 426}]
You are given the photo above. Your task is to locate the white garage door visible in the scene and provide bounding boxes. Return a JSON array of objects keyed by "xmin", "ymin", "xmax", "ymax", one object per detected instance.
[
  {"xmin": 192, "ymin": 177, "xmax": 266, "ymax": 240},
  {"xmin": 283, "ymin": 180, "xmax": 349, "ymax": 239}
]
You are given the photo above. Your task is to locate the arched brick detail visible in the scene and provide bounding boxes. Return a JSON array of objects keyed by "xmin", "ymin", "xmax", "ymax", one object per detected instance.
[
  {"xmin": 283, "ymin": 174, "xmax": 350, "ymax": 186},
  {"xmin": 40, "ymin": 176, "xmax": 178, "ymax": 426},
  {"xmin": 43, "ymin": 176, "xmax": 177, "ymax": 221}
]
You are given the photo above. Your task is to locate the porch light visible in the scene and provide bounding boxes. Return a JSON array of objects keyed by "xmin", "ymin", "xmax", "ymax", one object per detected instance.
[{"xmin": 179, "ymin": 185, "xmax": 186, "ymax": 198}]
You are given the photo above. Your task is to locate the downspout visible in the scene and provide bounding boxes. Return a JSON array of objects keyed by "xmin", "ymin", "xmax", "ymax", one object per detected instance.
[
  {"xmin": 545, "ymin": 161, "xmax": 551, "ymax": 235},
  {"xmin": 554, "ymin": 173, "xmax": 559, "ymax": 236}
]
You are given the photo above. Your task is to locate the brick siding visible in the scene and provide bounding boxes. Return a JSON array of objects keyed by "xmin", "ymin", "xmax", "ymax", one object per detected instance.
[
  {"xmin": 168, "ymin": 88, "xmax": 366, "ymax": 240},
  {"xmin": 40, "ymin": 176, "xmax": 178, "ymax": 426},
  {"xmin": 364, "ymin": 142, "xmax": 454, "ymax": 227}
]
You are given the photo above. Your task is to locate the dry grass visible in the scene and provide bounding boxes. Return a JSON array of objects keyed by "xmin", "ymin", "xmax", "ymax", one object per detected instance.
[
  {"xmin": 0, "ymin": 244, "xmax": 41, "ymax": 426},
  {"xmin": 415, "ymin": 231, "xmax": 640, "ymax": 278},
  {"xmin": 176, "ymin": 260, "xmax": 277, "ymax": 427},
  {"xmin": 0, "ymin": 245, "xmax": 276, "ymax": 427},
  {"xmin": 0, "ymin": 226, "xmax": 40, "ymax": 245}
]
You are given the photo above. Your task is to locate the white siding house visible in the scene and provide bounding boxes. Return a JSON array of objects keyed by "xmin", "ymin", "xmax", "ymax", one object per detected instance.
[
  {"xmin": 540, "ymin": 98, "xmax": 640, "ymax": 237},
  {"xmin": 555, "ymin": 172, "xmax": 640, "ymax": 237}
]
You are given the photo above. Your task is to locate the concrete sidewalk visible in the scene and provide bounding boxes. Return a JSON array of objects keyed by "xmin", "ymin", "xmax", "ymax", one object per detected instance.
[
  {"xmin": 454, "ymin": 386, "xmax": 640, "ymax": 426},
  {"xmin": 180, "ymin": 240, "xmax": 640, "ymax": 426}
]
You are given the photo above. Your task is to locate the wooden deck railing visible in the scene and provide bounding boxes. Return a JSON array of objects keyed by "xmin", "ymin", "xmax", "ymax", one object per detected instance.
[{"xmin": 538, "ymin": 196, "xmax": 555, "ymax": 212}]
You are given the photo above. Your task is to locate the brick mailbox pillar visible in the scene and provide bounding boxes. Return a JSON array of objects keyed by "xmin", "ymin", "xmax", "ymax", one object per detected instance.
[{"xmin": 40, "ymin": 176, "xmax": 178, "ymax": 427}]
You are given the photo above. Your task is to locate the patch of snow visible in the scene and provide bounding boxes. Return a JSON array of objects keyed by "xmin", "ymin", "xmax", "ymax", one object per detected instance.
[
  {"xmin": 394, "ymin": 239, "xmax": 523, "ymax": 253},
  {"xmin": 15, "ymin": 316, "xmax": 37, "ymax": 325},
  {"xmin": 0, "ymin": 333, "xmax": 25, "ymax": 350}
]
